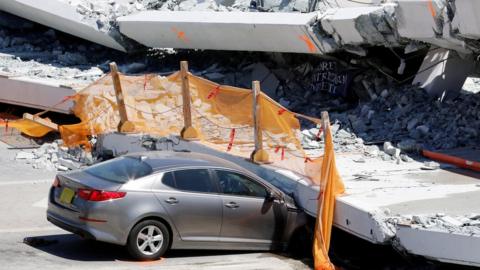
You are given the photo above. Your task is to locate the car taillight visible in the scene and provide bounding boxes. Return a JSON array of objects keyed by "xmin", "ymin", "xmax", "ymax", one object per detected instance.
[
  {"xmin": 52, "ymin": 177, "xmax": 60, "ymax": 187},
  {"xmin": 78, "ymin": 189, "xmax": 126, "ymax": 201}
]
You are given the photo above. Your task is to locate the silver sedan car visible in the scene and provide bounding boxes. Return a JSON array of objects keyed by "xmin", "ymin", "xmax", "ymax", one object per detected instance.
[{"xmin": 47, "ymin": 151, "xmax": 306, "ymax": 260}]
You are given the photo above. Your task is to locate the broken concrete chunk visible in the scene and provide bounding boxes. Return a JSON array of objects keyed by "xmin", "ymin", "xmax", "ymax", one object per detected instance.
[
  {"xmin": 440, "ymin": 216, "xmax": 463, "ymax": 227},
  {"xmin": 251, "ymin": 63, "xmax": 279, "ymax": 99},
  {"xmin": 58, "ymin": 158, "xmax": 82, "ymax": 170},
  {"xmin": 383, "ymin": 141, "xmax": 400, "ymax": 158},
  {"xmin": 400, "ymin": 154, "xmax": 413, "ymax": 163},
  {"xmin": 56, "ymin": 165, "xmax": 69, "ymax": 171},
  {"xmin": 416, "ymin": 125, "xmax": 429, "ymax": 135},
  {"xmin": 422, "ymin": 161, "xmax": 440, "ymax": 170},
  {"xmin": 406, "ymin": 118, "xmax": 418, "ymax": 130},
  {"xmin": 412, "ymin": 215, "xmax": 430, "ymax": 226},
  {"xmin": 15, "ymin": 151, "xmax": 35, "ymax": 160},
  {"xmin": 364, "ymin": 145, "xmax": 380, "ymax": 157}
]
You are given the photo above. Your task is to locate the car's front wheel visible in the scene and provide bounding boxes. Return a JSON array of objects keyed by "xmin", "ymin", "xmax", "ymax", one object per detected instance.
[{"xmin": 127, "ymin": 220, "xmax": 170, "ymax": 260}]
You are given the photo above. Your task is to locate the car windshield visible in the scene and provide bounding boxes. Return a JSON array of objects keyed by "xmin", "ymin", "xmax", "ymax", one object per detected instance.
[{"xmin": 84, "ymin": 156, "xmax": 152, "ymax": 183}]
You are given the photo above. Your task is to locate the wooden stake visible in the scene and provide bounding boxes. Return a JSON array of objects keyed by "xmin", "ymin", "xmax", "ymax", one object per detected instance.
[
  {"xmin": 109, "ymin": 62, "xmax": 134, "ymax": 132},
  {"xmin": 23, "ymin": 113, "xmax": 58, "ymax": 131},
  {"xmin": 251, "ymin": 81, "xmax": 269, "ymax": 163},
  {"xmin": 320, "ymin": 111, "xmax": 330, "ymax": 141},
  {"xmin": 180, "ymin": 61, "xmax": 199, "ymax": 140}
]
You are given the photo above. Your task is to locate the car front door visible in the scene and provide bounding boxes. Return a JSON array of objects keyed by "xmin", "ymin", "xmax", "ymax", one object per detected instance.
[
  {"xmin": 214, "ymin": 170, "xmax": 287, "ymax": 247},
  {"xmin": 153, "ymin": 169, "xmax": 222, "ymax": 242}
]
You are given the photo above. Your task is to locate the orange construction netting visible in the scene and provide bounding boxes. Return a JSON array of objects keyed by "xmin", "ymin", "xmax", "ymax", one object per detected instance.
[{"xmin": 37, "ymin": 71, "xmax": 315, "ymax": 176}]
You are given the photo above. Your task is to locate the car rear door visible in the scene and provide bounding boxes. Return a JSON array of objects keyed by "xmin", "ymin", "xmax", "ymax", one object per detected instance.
[
  {"xmin": 152, "ymin": 168, "xmax": 222, "ymax": 242},
  {"xmin": 213, "ymin": 169, "xmax": 287, "ymax": 247}
]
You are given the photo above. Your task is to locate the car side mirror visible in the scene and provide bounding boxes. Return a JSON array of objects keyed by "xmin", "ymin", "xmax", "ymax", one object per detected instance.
[{"xmin": 266, "ymin": 190, "xmax": 278, "ymax": 201}]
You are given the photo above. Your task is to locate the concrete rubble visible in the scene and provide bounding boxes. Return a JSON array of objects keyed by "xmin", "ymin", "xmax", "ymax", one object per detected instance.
[
  {"xmin": 15, "ymin": 140, "xmax": 95, "ymax": 171},
  {"xmin": 396, "ymin": 213, "xmax": 480, "ymax": 235}
]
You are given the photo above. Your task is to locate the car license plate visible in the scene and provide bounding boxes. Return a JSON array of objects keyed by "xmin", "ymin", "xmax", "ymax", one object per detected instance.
[{"xmin": 60, "ymin": 187, "xmax": 75, "ymax": 204}]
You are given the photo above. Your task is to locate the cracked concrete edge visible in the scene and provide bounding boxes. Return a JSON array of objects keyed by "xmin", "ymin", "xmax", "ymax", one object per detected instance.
[
  {"xmin": 2, "ymin": 0, "xmax": 480, "ymax": 56},
  {"xmin": 0, "ymin": 0, "xmax": 127, "ymax": 52},
  {"xmin": 311, "ymin": 0, "xmax": 480, "ymax": 56}
]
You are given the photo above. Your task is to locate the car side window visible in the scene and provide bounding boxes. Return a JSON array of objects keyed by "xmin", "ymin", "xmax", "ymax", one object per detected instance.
[
  {"xmin": 161, "ymin": 169, "xmax": 215, "ymax": 193},
  {"xmin": 216, "ymin": 170, "xmax": 267, "ymax": 198},
  {"xmin": 162, "ymin": 172, "xmax": 175, "ymax": 188}
]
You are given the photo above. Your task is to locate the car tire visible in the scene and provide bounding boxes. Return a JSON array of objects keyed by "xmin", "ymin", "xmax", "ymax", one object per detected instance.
[{"xmin": 127, "ymin": 220, "xmax": 170, "ymax": 261}]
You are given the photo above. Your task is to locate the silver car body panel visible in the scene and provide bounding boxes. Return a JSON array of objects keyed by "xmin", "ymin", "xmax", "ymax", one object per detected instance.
[{"xmin": 47, "ymin": 151, "xmax": 306, "ymax": 251}]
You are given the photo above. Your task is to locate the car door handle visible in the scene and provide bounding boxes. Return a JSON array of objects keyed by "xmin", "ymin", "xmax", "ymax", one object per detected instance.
[
  {"xmin": 165, "ymin": 197, "xmax": 179, "ymax": 204},
  {"xmin": 224, "ymin": 202, "xmax": 239, "ymax": 209}
]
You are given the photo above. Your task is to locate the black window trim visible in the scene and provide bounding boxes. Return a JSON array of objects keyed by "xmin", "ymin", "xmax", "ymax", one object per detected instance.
[
  {"xmin": 159, "ymin": 167, "xmax": 219, "ymax": 194},
  {"xmin": 211, "ymin": 168, "xmax": 272, "ymax": 199}
]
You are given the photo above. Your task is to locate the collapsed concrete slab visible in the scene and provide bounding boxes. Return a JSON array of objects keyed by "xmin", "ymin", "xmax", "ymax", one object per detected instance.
[
  {"xmin": 320, "ymin": 5, "xmax": 398, "ymax": 46},
  {"xmin": 118, "ymin": 11, "xmax": 323, "ymax": 54},
  {"xmin": 412, "ymin": 48, "xmax": 475, "ymax": 99},
  {"xmin": 396, "ymin": 226, "xmax": 480, "ymax": 267},
  {"xmin": 94, "ymin": 132, "xmax": 480, "ymax": 267},
  {"xmin": 0, "ymin": 0, "xmax": 126, "ymax": 51},
  {"xmin": 395, "ymin": 0, "xmax": 480, "ymax": 54},
  {"xmin": 0, "ymin": 75, "xmax": 79, "ymax": 114},
  {"xmin": 451, "ymin": 0, "xmax": 480, "ymax": 40}
]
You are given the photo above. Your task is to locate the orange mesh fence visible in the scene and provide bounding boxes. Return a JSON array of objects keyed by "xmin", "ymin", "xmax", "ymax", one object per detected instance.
[
  {"xmin": 7, "ymin": 70, "xmax": 321, "ymax": 176},
  {"xmin": 8, "ymin": 119, "xmax": 54, "ymax": 137}
]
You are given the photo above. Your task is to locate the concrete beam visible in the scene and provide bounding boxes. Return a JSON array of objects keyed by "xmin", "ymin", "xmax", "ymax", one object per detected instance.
[
  {"xmin": 412, "ymin": 48, "xmax": 475, "ymax": 99},
  {"xmin": 321, "ymin": 6, "xmax": 390, "ymax": 45},
  {"xmin": 396, "ymin": 0, "xmax": 438, "ymax": 40},
  {"xmin": 0, "ymin": 0, "xmax": 126, "ymax": 51},
  {"xmin": 396, "ymin": 226, "xmax": 480, "ymax": 267},
  {"xmin": 0, "ymin": 75, "xmax": 77, "ymax": 114},
  {"xmin": 118, "ymin": 11, "xmax": 323, "ymax": 54},
  {"xmin": 395, "ymin": 0, "xmax": 470, "ymax": 53},
  {"xmin": 451, "ymin": 0, "xmax": 480, "ymax": 39}
]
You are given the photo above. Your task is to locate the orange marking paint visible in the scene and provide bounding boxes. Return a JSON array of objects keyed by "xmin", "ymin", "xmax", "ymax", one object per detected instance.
[
  {"xmin": 427, "ymin": 0, "xmax": 436, "ymax": 17},
  {"xmin": 207, "ymin": 85, "xmax": 221, "ymax": 99},
  {"xmin": 304, "ymin": 157, "xmax": 313, "ymax": 163},
  {"xmin": 171, "ymin": 27, "xmax": 189, "ymax": 43},
  {"xmin": 227, "ymin": 128, "xmax": 235, "ymax": 151},
  {"xmin": 299, "ymin": 35, "xmax": 317, "ymax": 53}
]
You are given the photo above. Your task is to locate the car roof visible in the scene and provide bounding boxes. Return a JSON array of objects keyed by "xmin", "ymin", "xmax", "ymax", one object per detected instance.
[{"xmin": 124, "ymin": 151, "xmax": 247, "ymax": 173}]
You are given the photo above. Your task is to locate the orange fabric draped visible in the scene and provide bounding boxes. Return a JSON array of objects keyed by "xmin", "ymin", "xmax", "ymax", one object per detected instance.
[{"xmin": 312, "ymin": 122, "xmax": 345, "ymax": 270}]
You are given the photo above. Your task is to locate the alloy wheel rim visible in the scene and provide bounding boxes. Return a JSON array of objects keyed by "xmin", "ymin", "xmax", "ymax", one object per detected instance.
[{"xmin": 136, "ymin": 225, "xmax": 163, "ymax": 255}]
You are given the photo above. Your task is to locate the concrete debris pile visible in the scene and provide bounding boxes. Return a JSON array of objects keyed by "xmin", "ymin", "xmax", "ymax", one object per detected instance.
[
  {"xmin": 58, "ymin": 0, "xmax": 309, "ymax": 24},
  {"xmin": 54, "ymin": 0, "xmax": 311, "ymax": 48},
  {"xmin": 337, "ymin": 85, "xmax": 480, "ymax": 150},
  {"xmin": 0, "ymin": 11, "xmax": 119, "ymax": 85},
  {"xmin": 0, "ymin": 11, "xmax": 179, "ymax": 85},
  {"xmin": 15, "ymin": 140, "xmax": 95, "ymax": 171},
  {"xmin": 397, "ymin": 213, "xmax": 480, "ymax": 236},
  {"xmin": 303, "ymin": 83, "xmax": 480, "ymax": 158}
]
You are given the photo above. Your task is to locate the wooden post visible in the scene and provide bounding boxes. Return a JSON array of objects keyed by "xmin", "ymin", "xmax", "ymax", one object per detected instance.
[
  {"xmin": 23, "ymin": 113, "xmax": 58, "ymax": 131},
  {"xmin": 320, "ymin": 111, "xmax": 330, "ymax": 141},
  {"xmin": 109, "ymin": 62, "xmax": 134, "ymax": 132},
  {"xmin": 251, "ymin": 81, "xmax": 269, "ymax": 163},
  {"xmin": 180, "ymin": 61, "xmax": 199, "ymax": 140}
]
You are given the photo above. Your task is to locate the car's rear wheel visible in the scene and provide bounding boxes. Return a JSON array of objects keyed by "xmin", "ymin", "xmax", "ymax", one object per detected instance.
[{"xmin": 127, "ymin": 220, "xmax": 170, "ymax": 260}]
